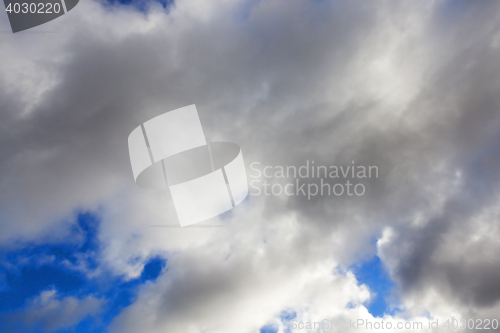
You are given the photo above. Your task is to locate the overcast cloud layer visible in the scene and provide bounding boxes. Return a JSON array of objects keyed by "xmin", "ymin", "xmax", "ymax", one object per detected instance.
[{"xmin": 1, "ymin": 0, "xmax": 500, "ymax": 332}]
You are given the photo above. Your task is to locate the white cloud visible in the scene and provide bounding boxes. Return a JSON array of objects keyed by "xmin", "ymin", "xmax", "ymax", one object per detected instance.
[{"xmin": 5, "ymin": 289, "xmax": 103, "ymax": 332}]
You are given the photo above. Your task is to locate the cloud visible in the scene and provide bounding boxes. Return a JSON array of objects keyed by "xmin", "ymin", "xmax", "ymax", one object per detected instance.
[
  {"xmin": 109, "ymin": 229, "xmax": 371, "ymax": 333},
  {"xmin": 3, "ymin": 289, "xmax": 103, "ymax": 332},
  {"xmin": 1, "ymin": 0, "xmax": 500, "ymax": 331}
]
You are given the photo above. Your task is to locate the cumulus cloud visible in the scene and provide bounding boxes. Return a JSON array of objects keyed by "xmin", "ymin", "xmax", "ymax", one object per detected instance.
[
  {"xmin": 1, "ymin": 0, "xmax": 500, "ymax": 331},
  {"xmin": 2, "ymin": 289, "xmax": 103, "ymax": 332}
]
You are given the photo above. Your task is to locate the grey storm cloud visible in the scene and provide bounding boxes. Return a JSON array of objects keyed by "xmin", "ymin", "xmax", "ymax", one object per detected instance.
[{"xmin": 1, "ymin": 0, "xmax": 500, "ymax": 331}]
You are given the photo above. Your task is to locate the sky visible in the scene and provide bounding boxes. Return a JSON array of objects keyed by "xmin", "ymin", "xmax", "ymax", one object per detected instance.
[{"xmin": 1, "ymin": 0, "xmax": 500, "ymax": 332}]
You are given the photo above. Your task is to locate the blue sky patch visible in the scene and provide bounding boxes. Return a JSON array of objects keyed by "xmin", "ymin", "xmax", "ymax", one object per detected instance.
[
  {"xmin": 351, "ymin": 255, "xmax": 396, "ymax": 317},
  {"xmin": 260, "ymin": 325, "xmax": 278, "ymax": 333},
  {"xmin": 100, "ymin": 0, "xmax": 174, "ymax": 12},
  {"xmin": 258, "ymin": 310, "xmax": 296, "ymax": 333},
  {"xmin": 0, "ymin": 212, "xmax": 167, "ymax": 333}
]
